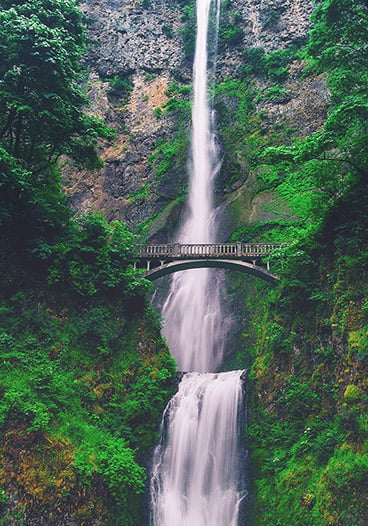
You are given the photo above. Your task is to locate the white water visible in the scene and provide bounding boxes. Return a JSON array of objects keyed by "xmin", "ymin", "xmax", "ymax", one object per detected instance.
[
  {"xmin": 161, "ymin": 0, "xmax": 225, "ymax": 373},
  {"xmin": 150, "ymin": 0, "xmax": 246, "ymax": 523},
  {"xmin": 150, "ymin": 372, "xmax": 246, "ymax": 526}
]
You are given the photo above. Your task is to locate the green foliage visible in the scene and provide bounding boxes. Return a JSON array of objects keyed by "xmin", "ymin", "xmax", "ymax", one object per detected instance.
[
  {"xmin": 154, "ymin": 106, "xmax": 163, "ymax": 119},
  {"xmin": 304, "ymin": 0, "xmax": 368, "ymax": 176},
  {"xmin": 244, "ymin": 50, "xmax": 368, "ymax": 520},
  {"xmin": 218, "ymin": 2, "xmax": 244, "ymax": 52},
  {"xmin": 241, "ymin": 47, "xmax": 267, "ymax": 76},
  {"xmin": 258, "ymin": 85, "xmax": 291, "ymax": 104},
  {"xmin": 73, "ymin": 428, "xmax": 145, "ymax": 502},
  {"xmin": 0, "ymin": 147, "xmax": 70, "ymax": 232},
  {"xmin": 0, "ymin": 148, "xmax": 32, "ymax": 226},
  {"xmin": 180, "ymin": 2, "xmax": 196, "ymax": 60},
  {"xmin": 343, "ymin": 384, "xmax": 363, "ymax": 404},
  {"xmin": 146, "ymin": 80, "xmax": 191, "ymax": 189},
  {"xmin": 148, "ymin": 135, "xmax": 189, "ymax": 183},
  {"xmin": 219, "ymin": 26, "xmax": 243, "ymax": 49},
  {"xmin": 164, "ymin": 96, "xmax": 191, "ymax": 121},
  {"xmin": 106, "ymin": 74, "xmax": 133, "ymax": 101},
  {"xmin": 0, "ymin": 488, "xmax": 7, "ymax": 505},
  {"xmin": 164, "ymin": 81, "xmax": 192, "ymax": 119},
  {"xmin": 0, "ymin": 0, "xmax": 111, "ymax": 171},
  {"xmin": 0, "ymin": 149, "xmax": 72, "ymax": 295},
  {"xmin": 249, "ymin": 380, "xmax": 368, "ymax": 526},
  {"xmin": 215, "ymin": 78, "xmax": 260, "ymax": 189},
  {"xmin": 281, "ymin": 379, "xmax": 319, "ymax": 419},
  {"xmin": 162, "ymin": 23, "xmax": 173, "ymax": 39},
  {"xmin": 255, "ymin": 0, "xmax": 368, "ymax": 244},
  {"xmin": 245, "ymin": 204, "xmax": 368, "ymax": 525},
  {"xmin": 316, "ymin": 449, "xmax": 368, "ymax": 525},
  {"xmin": 0, "ymin": 290, "xmax": 176, "ymax": 522},
  {"xmin": 0, "ymin": 0, "xmax": 114, "ymax": 295},
  {"xmin": 40, "ymin": 213, "xmax": 151, "ymax": 299},
  {"xmin": 348, "ymin": 328, "xmax": 368, "ymax": 361},
  {"xmin": 127, "ymin": 183, "xmax": 150, "ymax": 203},
  {"xmin": 214, "ymin": 74, "xmax": 301, "ymax": 192},
  {"xmin": 241, "ymin": 46, "xmax": 297, "ymax": 81}
]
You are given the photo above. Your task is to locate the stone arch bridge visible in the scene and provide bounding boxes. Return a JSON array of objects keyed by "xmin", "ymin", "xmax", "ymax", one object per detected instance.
[{"xmin": 136, "ymin": 243, "xmax": 284, "ymax": 284}]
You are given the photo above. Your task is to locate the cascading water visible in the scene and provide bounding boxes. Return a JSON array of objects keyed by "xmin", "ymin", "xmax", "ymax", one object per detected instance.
[
  {"xmin": 150, "ymin": 372, "xmax": 246, "ymax": 526},
  {"xmin": 150, "ymin": 0, "xmax": 246, "ymax": 524}
]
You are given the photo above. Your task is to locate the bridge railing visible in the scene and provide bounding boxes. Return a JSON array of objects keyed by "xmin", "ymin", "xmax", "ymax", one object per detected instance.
[
  {"xmin": 138, "ymin": 243, "xmax": 283, "ymax": 259},
  {"xmin": 138, "ymin": 244, "xmax": 175, "ymax": 257}
]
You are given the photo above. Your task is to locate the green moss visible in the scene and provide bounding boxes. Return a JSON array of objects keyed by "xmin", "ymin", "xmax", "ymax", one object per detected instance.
[
  {"xmin": 127, "ymin": 184, "xmax": 150, "ymax": 204},
  {"xmin": 144, "ymin": 198, "xmax": 185, "ymax": 239},
  {"xmin": 219, "ymin": 26, "xmax": 243, "ymax": 49},
  {"xmin": 316, "ymin": 450, "xmax": 368, "ymax": 525},
  {"xmin": 258, "ymin": 85, "xmax": 291, "ymax": 103},
  {"xmin": 228, "ymin": 187, "xmax": 254, "ymax": 225},
  {"xmin": 348, "ymin": 329, "xmax": 368, "ymax": 361},
  {"xmin": 148, "ymin": 134, "xmax": 189, "ymax": 183},
  {"xmin": 344, "ymin": 384, "xmax": 363, "ymax": 403}
]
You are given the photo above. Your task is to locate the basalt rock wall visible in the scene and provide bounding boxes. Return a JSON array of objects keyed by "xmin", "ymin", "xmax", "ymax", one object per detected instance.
[{"xmin": 64, "ymin": 0, "xmax": 323, "ymax": 241}]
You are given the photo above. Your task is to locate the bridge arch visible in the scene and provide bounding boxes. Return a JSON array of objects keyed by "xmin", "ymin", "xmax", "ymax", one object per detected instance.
[
  {"xmin": 144, "ymin": 258, "xmax": 279, "ymax": 284},
  {"xmin": 136, "ymin": 243, "xmax": 283, "ymax": 284}
]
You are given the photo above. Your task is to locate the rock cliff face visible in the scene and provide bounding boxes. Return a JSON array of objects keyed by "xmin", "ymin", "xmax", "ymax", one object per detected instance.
[{"xmin": 64, "ymin": 0, "xmax": 323, "ymax": 240}]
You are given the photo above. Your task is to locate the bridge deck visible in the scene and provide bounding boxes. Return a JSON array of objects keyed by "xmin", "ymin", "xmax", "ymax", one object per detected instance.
[{"xmin": 138, "ymin": 242, "xmax": 283, "ymax": 260}]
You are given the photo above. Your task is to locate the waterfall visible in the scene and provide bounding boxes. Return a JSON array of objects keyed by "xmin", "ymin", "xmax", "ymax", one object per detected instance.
[
  {"xmin": 161, "ymin": 0, "xmax": 225, "ymax": 373},
  {"xmin": 150, "ymin": 372, "xmax": 246, "ymax": 526},
  {"xmin": 150, "ymin": 0, "xmax": 246, "ymax": 524}
]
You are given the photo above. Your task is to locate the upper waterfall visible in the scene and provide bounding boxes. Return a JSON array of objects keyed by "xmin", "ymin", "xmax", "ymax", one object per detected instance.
[
  {"xmin": 161, "ymin": 0, "xmax": 227, "ymax": 373},
  {"xmin": 185, "ymin": 0, "xmax": 220, "ymax": 244}
]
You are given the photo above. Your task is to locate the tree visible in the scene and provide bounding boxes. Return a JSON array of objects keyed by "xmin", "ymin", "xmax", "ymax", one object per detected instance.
[
  {"xmin": 305, "ymin": 0, "xmax": 368, "ymax": 179},
  {"xmin": 0, "ymin": 0, "xmax": 109, "ymax": 172},
  {"xmin": 0, "ymin": 0, "xmax": 115, "ymax": 283}
]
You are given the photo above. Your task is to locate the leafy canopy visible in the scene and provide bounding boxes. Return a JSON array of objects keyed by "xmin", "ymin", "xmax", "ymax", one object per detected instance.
[
  {"xmin": 0, "ymin": 0, "xmax": 117, "ymax": 284},
  {"xmin": 0, "ymin": 0, "xmax": 110, "ymax": 171}
]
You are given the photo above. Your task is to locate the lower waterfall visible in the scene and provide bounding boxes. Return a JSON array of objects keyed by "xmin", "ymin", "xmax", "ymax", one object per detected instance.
[{"xmin": 150, "ymin": 371, "xmax": 246, "ymax": 526}]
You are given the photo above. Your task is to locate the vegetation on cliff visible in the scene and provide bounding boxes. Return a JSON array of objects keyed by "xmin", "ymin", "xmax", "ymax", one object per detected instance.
[
  {"xmin": 223, "ymin": 1, "xmax": 368, "ymax": 524},
  {"xmin": 246, "ymin": 179, "xmax": 368, "ymax": 526},
  {"xmin": 0, "ymin": 0, "xmax": 176, "ymax": 523}
]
